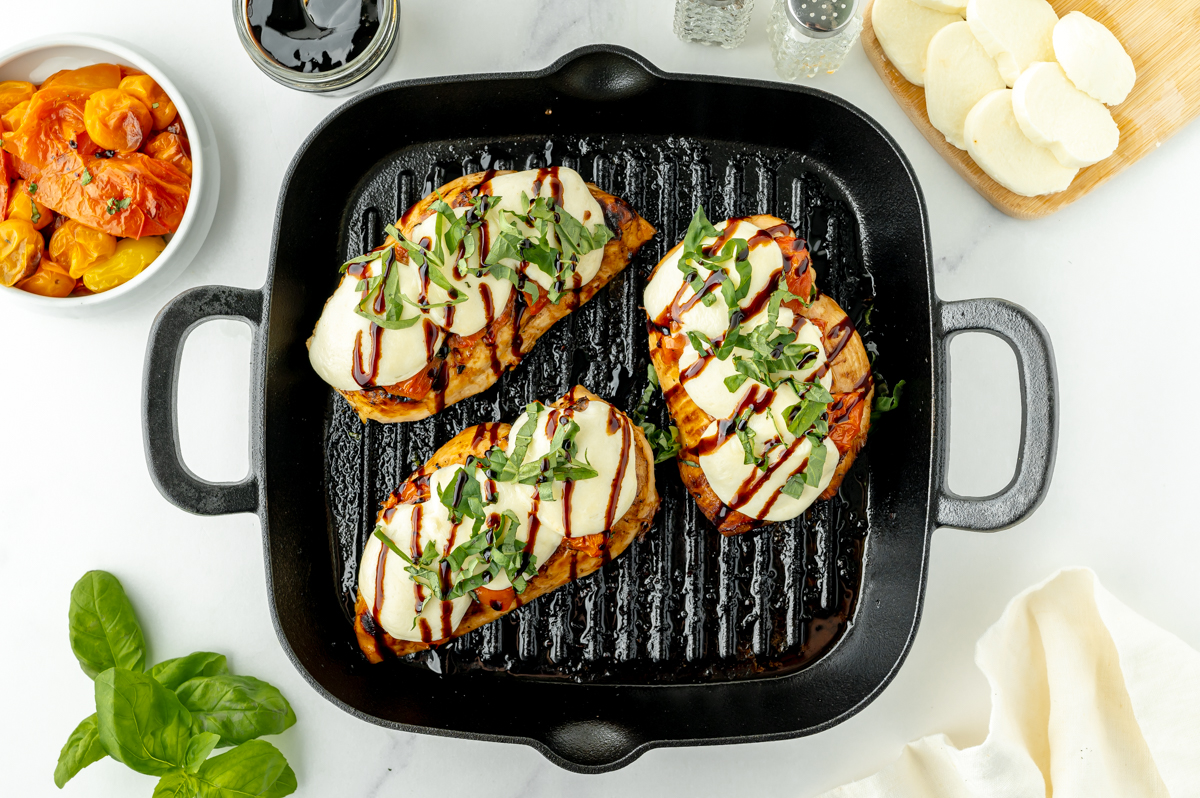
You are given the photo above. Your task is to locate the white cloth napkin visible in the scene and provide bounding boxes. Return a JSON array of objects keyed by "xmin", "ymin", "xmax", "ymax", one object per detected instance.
[{"xmin": 819, "ymin": 568, "xmax": 1200, "ymax": 798}]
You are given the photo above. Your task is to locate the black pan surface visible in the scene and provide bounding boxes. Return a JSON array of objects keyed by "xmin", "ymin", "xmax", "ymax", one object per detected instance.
[{"xmin": 142, "ymin": 46, "xmax": 1058, "ymax": 772}]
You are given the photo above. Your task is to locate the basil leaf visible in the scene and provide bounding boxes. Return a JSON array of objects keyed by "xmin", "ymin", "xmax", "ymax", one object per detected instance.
[
  {"xmin": 185, "ymin": 732, "xmax": 222, "ymax": 773},
  {"xmin": 95, "ymin": 667, "xmax": 193, "ymax": 776},
  {"xmin": 724, "ymin": 373, "xmax": 749, "ymax": 392},
  {"xmin": 54, "ymin": 713, "xmax": 106, "ymax": 788},
  {"xmin": 872, "ymin": 378, "xmax": 905, "ymax": 422},
  {"xmin": 802, "ymin": 439, "xmax": 828, "ymax": 487},
  {"xmin": 69, "ymin": 571, "xmax": 147, "ymax": 679},
  {"xmin": 786, "ymin": 399, "xmax": 827, "ymax": 438},
  {"xmin": 153, "ymin": 771, "xmax": 199, "ymax": 798},
  {"xmin": 194, "ymin": 740, "xmax": 296, "ymax": 798},
  {"xmin": 175, "ymin": 675, "xmax": 296, "ymax": 747},
  {"xmin": 149, "ymin": 653, "xmax": 230, "ymax": 691},
  {"xmin": 780, "ymin": 473, "xmax": 807, "ymax": 500}
]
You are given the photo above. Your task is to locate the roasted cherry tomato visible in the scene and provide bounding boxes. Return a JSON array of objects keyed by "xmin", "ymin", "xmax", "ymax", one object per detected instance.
[
  {"xmin": 35, "ymin": 151, "xmax": 190, "ymax": 238},
  {"xmin": 6, "ymin": 179, "xmax": 53, "ymax": 230},
  {"xmin": 0, "ymin": 151, "xmax": 11, "ymax": 220},
  {"xmin": 143, "ymin": 131, "xmax": 191, "ymax": 176},
  {"xmin": 40, "ymin": 64, "xmax": 122, "ymax": 97},
  {"xmin": 82, "ymin": 235, "xmax": 165, "ymax": 292},
  {"xmin": 0, "ymin": 81, "xmax": 34, "ymax": 117},
  {"xmin": 1, "ymin": 88, "xmax": 86, "ymax": 170},
  {"xmin": 84, "ymin": 89, "xmax": 152, "ymax": 153},
  {"xmin": 49, "ymin": 219, "xmax": 117, "ymax": 278},
  {"xmin": 474, "ymin": 586, "xmax": 520, "ymax": 612},
  {"xmin": 0, "ymin": 218, "xmax": 44, "ymax": 286},
  {"xmin": 379, "ymin": 361, "xmax": 435, "ymax": 400},
  {"xmin": 1, "ymin": 99, "xmax": 28, "ymax": 132},
  {"xmin": 565, "ymin": 532, "xmax": 609, "ymax": 558},
  {"xmin": 16, "ymin": 257, "xmax": 75, "ymax": 297},
  {"xmin": 118, "ymin": 75, "xmax": 176, "ymax": 130}
]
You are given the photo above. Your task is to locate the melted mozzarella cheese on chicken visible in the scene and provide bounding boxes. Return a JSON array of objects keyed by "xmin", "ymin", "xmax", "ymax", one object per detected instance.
[
  {"xmin": 675, "ymin": 306, "xmax": 832, "ymax": 420},
  {"xmin": 508, "ymin": 392, "xmax": 638, "ymax": 539},
  {"xmin": 308, "ymin": 256, "xmax": 443, "ymax": 392},
  {"xmin": 483, "ymin": 169, "xmax": 607, "ymax": 293},
  {"xmin": 358, "ymin": 481, "xmax": 472, "ymax": 644},
  {"xmin": 696, "ymin": 385, "xmax": 841, "ymax": 522},
  {"xmin": 406, "ymin": 208, "xmax": 515, "ymax": 337},
  {"xmin": 643, "ymin": 219, "xmax": 784, "ymax": 339}
]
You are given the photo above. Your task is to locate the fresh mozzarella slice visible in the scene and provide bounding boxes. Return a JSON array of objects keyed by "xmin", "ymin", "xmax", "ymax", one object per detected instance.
[
  {"xmin": 509, "ymin": 394, "xmax": 639, "ymax": 539},
  {"xmin": 696, "ymin": 385, "xmax": 840, "ymax": 523},
  {"xmin": 358, "ymin": 482, "xmax": 473, "ymax": 643},
  {"xmin": 924, "ymin": 21, "xmax": 1006, "ymax": 150},
  {"xmin": 872, "ymin": 0, "xmax": 962, "ymax": 86},
  {"xmin": 910, "ymin": 0, "xmax": 966, "ymax": 13},
  {"xmin": 472, "ymin": 479, "xmax": 563, "ymax": 593},
  {"xmin": 407, "ymin": 207, "xmax": 514, "ymax": 337},
  {"xmin": 308, "ymin": 256, "xmax": 443, "ymax": 392},
  {"xmin": 1012, "ymin": 61, "xmax": 1119, "ymax": 168},
  {"xmin": 643, "ymin": 219, "xmax": 784, "ymax": 340},
  {"xmin": 1053, "ymin": 11, "xmax": 1136, "ymax": 106},
  {"xmin": 966, "ymin": 0, "xmax": 1057, "ymax": 86},
  {"xmin": 965, "ymin": 89, "xmax": 1078, "ymax": 196},
  {"xmin": 676, "ymin": 306, "xmax": 830, "ymax": 421},
  {"xmin": 483, "ymin": 168, "xmax": 607, "ymax": 294}
]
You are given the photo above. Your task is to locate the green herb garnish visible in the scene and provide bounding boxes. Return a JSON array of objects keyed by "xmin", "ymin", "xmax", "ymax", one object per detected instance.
[
  {"xmin": 630, "ymin": 364, "xmax": 681, "ymax": 464},
  {"xmin": 80, "ymin": 167, "xmax": 92, "ymax": 186},
  {"xmin": 872, "ymin": 378, "xmax": 905, "ymax": 422},
  {"xmin": 105, "ymin": 197, "xmax": 131, "ymax": 215},
  {"xmin": 55, "ymin": 571, "xmax": 297, "ymax": 796}
]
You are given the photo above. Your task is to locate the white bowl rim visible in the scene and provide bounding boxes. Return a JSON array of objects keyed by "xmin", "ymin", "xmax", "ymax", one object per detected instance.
[{"xmin": 0, "ymin": 33, "xmax": 208, "ymax": 310}]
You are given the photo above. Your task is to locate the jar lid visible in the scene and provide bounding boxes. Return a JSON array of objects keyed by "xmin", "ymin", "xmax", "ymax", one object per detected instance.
[{"xmin": 784, "ymin": 0, "xmax": 858, "ymax": 39}]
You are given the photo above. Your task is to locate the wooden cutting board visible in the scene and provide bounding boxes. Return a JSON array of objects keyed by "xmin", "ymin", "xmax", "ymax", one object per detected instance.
[{"xmin": 861, "ymin": 0, "xmax": 1200, "ymax": 219}]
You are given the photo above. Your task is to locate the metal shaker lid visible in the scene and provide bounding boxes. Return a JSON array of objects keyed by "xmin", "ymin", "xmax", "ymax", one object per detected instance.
[{"xmin": 784, "ymin": 0, "xmax": 859, "ymax": 39}]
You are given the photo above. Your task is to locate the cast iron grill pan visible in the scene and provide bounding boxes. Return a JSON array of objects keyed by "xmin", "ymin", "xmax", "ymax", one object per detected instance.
[
  {"xmin": 141, "ymin": 46, "xmax": 1058, "ymax": 772},
  {"xmin": 327, "ymin": 138, "xmax": 873, "ymax": 682}
]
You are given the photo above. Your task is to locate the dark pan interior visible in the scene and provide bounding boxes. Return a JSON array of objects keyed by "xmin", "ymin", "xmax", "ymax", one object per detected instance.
[{"xmin": 258, "ymin": 48, "xmax": 934, "ymax": 770}]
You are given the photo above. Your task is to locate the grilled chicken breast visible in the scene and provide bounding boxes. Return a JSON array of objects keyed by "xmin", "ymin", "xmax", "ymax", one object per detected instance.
[
  {"xmin": 309, "ymin": 167, "xmax": 656, "ymax": 423},
  {"xmin": 354, "ymin": 385, "xmax": 660, "ymax": 661},
  {"xmin": 646, "ymin": 213, "xmax": 873, "ymax": 537}
]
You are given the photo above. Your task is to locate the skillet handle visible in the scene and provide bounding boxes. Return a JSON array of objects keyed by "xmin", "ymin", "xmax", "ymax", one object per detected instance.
[
  {"xmin": 142, "ymin": 285, "xmax": 263, "ymax": 516},
  {"xmin": 933, "ymin": 298, "xmax": 1058, "ymax": 531}
]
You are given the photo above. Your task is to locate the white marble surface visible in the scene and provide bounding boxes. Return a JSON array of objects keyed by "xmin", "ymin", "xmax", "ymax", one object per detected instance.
[{"xmin": 3, "ymin": 1, "xmax": 1199, "ymax": 795}]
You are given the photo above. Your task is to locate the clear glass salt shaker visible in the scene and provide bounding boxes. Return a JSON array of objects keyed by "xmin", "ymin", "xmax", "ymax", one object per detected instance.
[
  {"xmin": 673, "ymin": 0, "xmax": 755, "ymax": 49},
  {"xmin": 768, "ymin": 0, "xmax": 862, "ymax": 79}
]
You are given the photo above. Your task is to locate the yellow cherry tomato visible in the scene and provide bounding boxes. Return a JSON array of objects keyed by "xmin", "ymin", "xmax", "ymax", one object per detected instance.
[
  {"xmin": 6, "ymin": 179, "xmax": 53, "ymax": 231},
  {"xmin": 84, "ymin": 88, "xmax": 152, "ymax": 153},
  {"xmin": 0, "ymin": 218, "xmax": 44, "ymax": 286},
  {"xmin": 0, "ymin": 81, "xmax": 34, "ymax": 117},
  {"xmin": 49, "ymin": 219, "xmax": 118, "ymax": 278},
  {"xmin": 82, "ymin": 235, "xmax": 165, "ymax": 292},
  {"xmin": 40, "ymin": 64, "xmax": 121, "ymax": 97},
  {"xmin": 118, "ymin": 74, "xmax": 176, "ymax": 130},
  {"xmin": 2, "ymin": 99, "xmax": 29, "ymax": 132},
  {"xmin": 16, "ymin": 257, "xmax": 75, "ymax": 297}
]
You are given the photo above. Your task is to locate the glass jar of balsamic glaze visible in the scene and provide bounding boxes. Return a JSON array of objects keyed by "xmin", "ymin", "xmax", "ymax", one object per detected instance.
[{"xmin": 234, "ymin": 0, "xmax": 400, "ymax": 94}]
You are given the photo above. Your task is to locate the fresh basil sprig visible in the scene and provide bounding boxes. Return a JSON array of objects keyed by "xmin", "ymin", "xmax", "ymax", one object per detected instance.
[{"xmin": 55, "ymin": 571, "xmax": 297, "ymax": 797}]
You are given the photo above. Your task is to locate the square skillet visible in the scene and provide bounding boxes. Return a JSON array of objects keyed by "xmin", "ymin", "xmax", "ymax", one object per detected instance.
[{"xmin": 142, "ymin": 46, "xmax": 1058, "ymax": 772}]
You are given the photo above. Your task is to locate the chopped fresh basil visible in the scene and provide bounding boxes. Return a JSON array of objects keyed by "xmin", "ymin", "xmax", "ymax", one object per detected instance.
[
  {"xmin": 630, "ymin": 364, "xmax": 681, "ymax": 464},
  {"xmin": 871, "ymin": 378, "xmax": 905, "ymax": 422},
  {"xmin": 80, "ymin": 167, "xmax": 93, "ymax": 186},
  {"xmin": 482, "ymin": 192, "xmax": 611, "ymax": 305}
]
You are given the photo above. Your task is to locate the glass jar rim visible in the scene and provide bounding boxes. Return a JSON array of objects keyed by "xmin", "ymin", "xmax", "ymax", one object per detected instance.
[{"xmin": 232, "ymin": 0, "xmax": 399, "ymax": 93}]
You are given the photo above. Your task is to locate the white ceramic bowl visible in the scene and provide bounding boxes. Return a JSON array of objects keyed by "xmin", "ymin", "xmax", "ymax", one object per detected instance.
[{"xmin": 0, "ymin": 34, "xmax": 219, "ymax": 317}]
